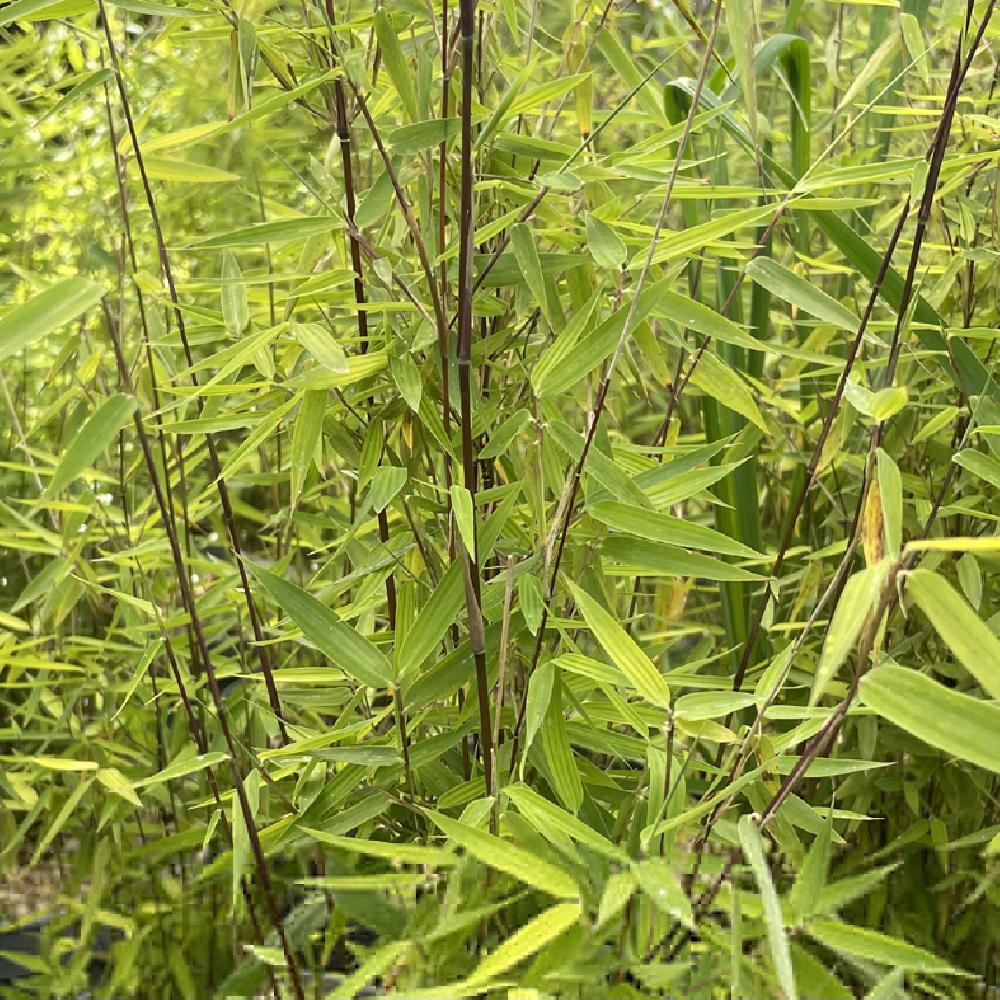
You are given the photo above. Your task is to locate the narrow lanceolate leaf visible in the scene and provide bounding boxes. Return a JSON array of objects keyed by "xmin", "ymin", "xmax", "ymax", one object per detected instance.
[
  {"xmin": 585, "ymin": 213, "xmax": 628, "ymax": 270},
  {"xmin": 133, "ymin": 751, "xmax": 229, "ymax": 788},
  {"xmin": 247, "ymin": 563, "xmax": 393, "ymax": 688},
  {"xmin": 143, "ymin": 156, "xmax": 241, "ymax": 183},
  {"xmin": 301, "ymin": 828, "xmax": 454, "ymax": 867},
  {"xmin": 373, "ymin": 9, "xmax": 419, "ymax": 124},
  {"xmin": 463, "ymin": 902, "xmax": 581, "ymax": 989},
  {"xmin": 807, "ymin": 920, "xmax": 962, "ymax": 975},
  {"xmin": 189, "ymin": 217, "xmax": 340, "ymax": 249},
  {"xmin": 290, "ymin": 389, "xmax": 326, "ymax": 506},
  {"xmin": 44, "ymin": 394, "xmax": 137, "ymax": 497},
  {"xmin": 953, "ymin": 448, "xmax": 1000, "ymax": 490},
  {"xmin": 566, "ymin": 581, "xmax": 670, "ymax": 709},
  {"xmin": 367, "ymin": 466, "xmax": 407, "ymax": 515},
  {"xmin": 426, "ymin": 810, "xmax": 579, "ymax": 899},
  {"xmin": 510, "ymin": 222, "xmax": 556, "ymax": 326},
  {"xmin": 656, "ymin": 289, "xmax": 770, "ymax": 353},
  {"xmin": 602, "ymin": 536, "xmax": 764, "ymax": 583},
  {"xmin": 294, "ymin": 322, "xmax": 349, "ymax": 374},
  {"xmin": 905, "ymin": 570, "xmax": 1000, "ymax": 700},
  {"xmin": 96, "ymin": 767, "xmax": 142, "ymax": 807},
  {"xmin": 221, "ymin": 251, "xmax": 249, "ymax": 335},
  {"xmin": 450, "ymin": 485, "xmax": 476, "ymax": 557},
  {"xmin": 875, "ymin": 449, "xmax": 902, "ymax": 558},
  {"xmin": 397, "ymin": 561, "xmax": 464, "ymax": 676},
  {"xmin": 541, "ymin": 675, "xmax": 584, "ymax": 813},
  {"xmin": 590, "ymin": 501, "xmax": 765, "ymax": 557},
  {"xmin": 738, "ymin": 816, "xmax": 798, "ymax": 1000},
  {"xmin": 724, "ymin": 0, "xmax": 758, "ymax": 147},
  {"xmin": 689, "ymin": 351, "xmax": 768, "ymax": 432},
  {"xmin": 0, "ymin": 277, "xmax": 105, "ymax": 363},
  {"xmin": 633, "ymin": 859, "xmax": 693, "ymax": 927},
  {"xmin": 746, "ymin": 258, "xmax": 860, "ymax": 331},
  {"xmin": 861, "ymin": 665, "xmax": 1000, "ymax": 774},
  {"xmin": 521, "ymin": 660, "xmax": 555, "ymax": 779},
  {"xmin": 504, "ymin": 784, "xmax": 627, "ymax": 861},
  {"xmin": 674, "ymin": 691, "xmax": 757, "ymax": 722},
  {"xmin": 787, "ymin": 812, "xmax": 832, "ymax": 924},
  {"xmin": 111, "ymin": 640, "xmax": 163, "ymax": 722},
  {"xmin": 811, "ymin": 559, "xmax": 891, "ymax": 705}
]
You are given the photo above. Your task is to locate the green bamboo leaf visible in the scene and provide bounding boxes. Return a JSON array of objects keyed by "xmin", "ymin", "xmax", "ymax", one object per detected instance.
[
  {"xmin": 133, "ymin": 751, "xmax": 230, "ymax": 788},
  {"xmin": 450, "ymin": 485, "xmax": 476, "ymax": 557},
  {"xmin": 739, "ymin": 816, "xmax": 798, "ymax": 1000},
  {"xmin": 540, "ymin": 673, "xmax": 583, "ymax": 813},
  {"xmin": 689, "ymin": 351, "xmax": 767, "ymax": 432},
  {"xmin": 674, "ymin": 691, "xmax": 757, "ymax": 722},
  {"xmin": 39, "ymin": 68, "xmax": 114, "ymax": 123},
  {"xmin": 232, "ymin": 769, "xmax": 260, "ymax": 914},
  {"xmin": 899, "ymin": 13, "xmax": 931, "ymax": 86},
  {"xmin": 143, "ymin": 156, "xmax": 241, "ymax": 183},
  {"xmin": 96, "ymin": 767, "xmax": 142, "ymax": 807},
  {"xmin": 389, "ymin": 353, "xmax": 422, "ymax": 412},
  {"xmin": 397, "ymin": 561, "xmax": 463, "ymax": 676},
  {"xmin": 746, "ymin": 258, "xmax": 859, "ymax": 330},
  {"xmin": 585, "ymin": 212, "xmax": 627, "ymax": 270},
  {"xmin": 548, "ymin": 419, "xmax": 650, "ymax": 508},
  {"xmin": 355, "ymin": 167, "xmax": 396, "ymax": 229},
  {"xmin": 953, "ymin": 448, "xmax": 1000, "ymax": 490},
  {"xmin": 294, "ymin": 322, "xmax": 349, "ymax": 374},
  {"xmin": 480, "ymin": 409, "xmax": 532, "ymax": 460},
  {"xmin": 463, "ymin": 902, "xmax": 581, "ymax": 988},
  {"xmin": 861, "ymin": 665, "xmax": 1000, "ymax": 773},
  {"xmin": 367, "ymin": 466, "xmax": 407, "ymax": 515},
  {"xmin": 787, "ymin": 812, "xmax": 832, "ymax": 924},
  {"xmin": 597, "ymin": 871, "xmax": 637, "ymax": 928},
  {"xmin": 246, "ymin": 563, "xmax": 393, "ymax": 688},
  {"xmin": 522, "ymin": 659, "xmax": 555, "ymax": 779},
  {"xmin": 875, "ymin": 449, "xmax": 902, "ymax": 557},
  {"xmin": 811, "ymin": 559, "xmax": 891, "ymax": 705},
  {"xmin": 221, "ymin": 251, "xmax": 249, "ymax": 335},
  {"xmin": 0, "ymin": 277, "xmax": 105, "ymax": 363},
  {"xmin": 373, "ymin": 9, "xmax": 419, "ymax": 123},
  {"xmin": 633, "ymin": 858, "xmax": 693, "ymax": 927},
  {"xmin": 656, "ymin": 289, "xmax": 771, "ymax": 352},
  {"xmin": 31, "ymin": 778, "xmax": 93, "ymax": 864},
  {"xmin": 111, "ymin": 640, "xmax": 163, "ymax": 723},
  {"xmin": 566, "ymin": 581, "xmax": 670, "ymax": 709},
  {"xmin": 510, "ymin": 222, "xmax": 556, "ymax": 325},
  {"xmin": 906, "ymin": 570, "xmax": 1000, "ymax": 700},
  {"xmin": 388, "ymin": 118, "xmax": 460, "ymax": 155},
  {"xmin": 807, "ymin": 920, "xmax": 962, "ymax": 974},
  {"xmin": 601, "ymin": 536, "xmax": 764, "ymax": 583},
  {"xmin": 0, "ymin": 0, "xmax": 91, "ymax": 25},
  {"xmin": 504, "ymin": 783, "xmax": 627, "ymax": 861},
  {"xmin": 44, "ymin": 394, "xmax": 136, "ymax": 497},
  {"xmin": 189, "ymin": 217, "xmax": 340, "ymax": 249},
  {"xmin": 290, "ymin": 389, "xmax": 326, "ymax": 506},
  {"xmin": 723, "ymin": 0, "xmax": 758, "ymax": 147},
  {"xmin": 426, "ymin": 810, "xmax": 579, "ymax": 899},
  {"xmin": 590, "ymin": 501, "xmax": 761, "ymax": 558},
  {"xmin": 301, "ymin": 828, "xmax": 455, "ymax": 866}
]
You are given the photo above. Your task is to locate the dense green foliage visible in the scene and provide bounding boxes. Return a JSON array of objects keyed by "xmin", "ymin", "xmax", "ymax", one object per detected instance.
[{"xmin": 2, "ymin": 0, "xmax": 1000, "ymax": 996}]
